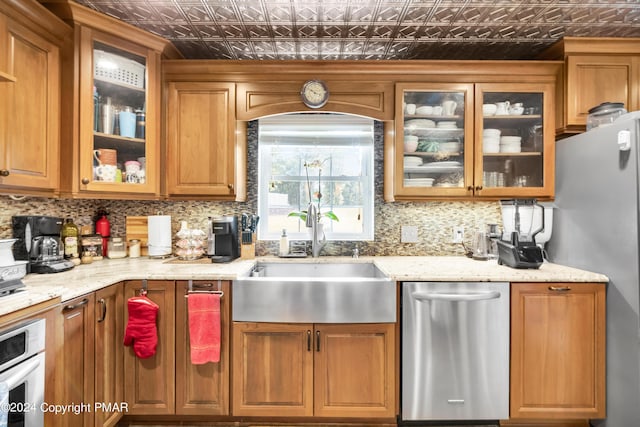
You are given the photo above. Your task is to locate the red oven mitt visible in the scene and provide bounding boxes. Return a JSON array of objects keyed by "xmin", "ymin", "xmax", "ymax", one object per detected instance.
[{"xmin": 123, "ymin": 295, "xmax": 159, "ymax": 359}]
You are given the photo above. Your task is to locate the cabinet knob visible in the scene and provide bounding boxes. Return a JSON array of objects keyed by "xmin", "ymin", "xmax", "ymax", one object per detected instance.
[
  {"xmin": 227, "ymin": 184, "xmax": 234, "ymax": 191},
  {"xmin": 81, "ymin": 178, "xmax": 90, "ymax": 185},
  {"xmin": 475, "ymin": 185, "xmax": 483, "ymax": 191},
  {"xmin": 0, "ymin": 169, "xmax": 9, "ymax": 177},
  {"xmin": 466, "ymin": 186, "xmax": 473, "ymax": 191}
]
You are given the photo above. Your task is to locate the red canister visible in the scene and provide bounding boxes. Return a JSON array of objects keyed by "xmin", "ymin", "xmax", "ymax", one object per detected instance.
[{"xmin": 95, "ymin": 214, "xmax": 111, "ymax": 257}]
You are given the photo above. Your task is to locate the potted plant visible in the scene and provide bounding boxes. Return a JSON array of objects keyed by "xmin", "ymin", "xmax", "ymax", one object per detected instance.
[{"xmin": 288, "ymin": 160, "xmax": 339, "ymax": 225}]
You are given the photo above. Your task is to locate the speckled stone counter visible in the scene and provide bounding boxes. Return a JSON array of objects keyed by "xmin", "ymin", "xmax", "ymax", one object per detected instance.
[{"xmin": 0, "ymin": 256, "xmax": 607, "ymax": 318}]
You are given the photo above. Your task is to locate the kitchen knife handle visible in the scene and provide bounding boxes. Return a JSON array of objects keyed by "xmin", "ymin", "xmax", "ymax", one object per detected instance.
[
  {"xmin": 549, "ymin": 286, "xmax": 571, "ymax": 292},
  {"xmin": 97, "ymin": 298, "xmax": 107, "ymax": 323}
]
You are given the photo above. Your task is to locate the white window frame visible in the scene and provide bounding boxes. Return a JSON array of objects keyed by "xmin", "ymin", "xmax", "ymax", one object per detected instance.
[{"xmin": 257, "ymin": 114, "xmax": 375, "ymax": 241}]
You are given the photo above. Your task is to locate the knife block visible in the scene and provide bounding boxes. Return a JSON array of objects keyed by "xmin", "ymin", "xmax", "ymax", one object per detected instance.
[{"xmin": 240, "ymin": 232, "xmax": 255, "ymax": 259}]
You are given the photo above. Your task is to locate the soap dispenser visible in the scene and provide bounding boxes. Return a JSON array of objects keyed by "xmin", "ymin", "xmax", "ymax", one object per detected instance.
[{"xmin": 279, "ymin": 229, "xmax": 289, "ymax": 256}]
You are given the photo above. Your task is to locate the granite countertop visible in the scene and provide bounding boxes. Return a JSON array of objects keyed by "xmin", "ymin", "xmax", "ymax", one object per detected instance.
[{"xmin": 0, "ymin": 256, "xmax": 608, "ymax": 318}]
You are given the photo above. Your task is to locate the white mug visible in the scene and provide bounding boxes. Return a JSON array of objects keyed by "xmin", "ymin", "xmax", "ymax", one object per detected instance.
[
  {"xmin": 442, "ymin": 100, "xmax": 457, "ymax": 116},
  {"xmin": 405, "ymin": 103, "xmax": 417, "ymax": 115},
  {"xmin": 495, "ymin": 101, "xmax": 510, "ymax": 115},
  {"xmin": 95, "ymin": 164, "xmax": 117, "ymax": 182}
]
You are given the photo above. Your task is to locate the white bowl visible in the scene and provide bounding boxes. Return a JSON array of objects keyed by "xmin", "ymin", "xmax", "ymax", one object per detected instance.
[
  {"xmin": 500, "ymin": 145, "xmax": 522, "ymax": 153},
  {"xmin": 483, "ymin": 104, "xmax": 497, "ymax": 116},
  {"xmin": 500, "ymin": 136, "xmax": 522, "ymax": 143},
  {"xmin": 436, "ymin": 121, "xmax": 457, "ymax": 129},
  {"xmin": 404, "ymin": 137, "xmax": 418, "ymax": 153},
  {"xmin": 415, "ymin": 105, "xmax": 433, "ymax": 115},
  {"xmin": 438, "ymin": 141, "xmax": 461, "ymax": 152},
  {"xmin": 483, "ymin": 128, "xmax": 501, "ymax": 138},
  {"xmin": 483, "ymin": 142, "xmax": 500, "ymax": 153},
  {"xmin": 0, "ymin": 238, "xmax": 17, "ymax": 266}
]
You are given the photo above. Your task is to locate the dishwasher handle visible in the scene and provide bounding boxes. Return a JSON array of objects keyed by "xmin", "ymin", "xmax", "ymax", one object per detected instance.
[{"xmin": 412, "ymin": 290, "xmax": 501, "ymax": 302}]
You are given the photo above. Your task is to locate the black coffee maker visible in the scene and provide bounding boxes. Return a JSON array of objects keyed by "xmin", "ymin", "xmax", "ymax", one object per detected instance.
[
  {"xmin": 12, "ymin": 216, "xmax": 75, "ymax": 273},
  {"xmin": 207, "ymin": 216, "xmax": 239, "ymax": 263}
]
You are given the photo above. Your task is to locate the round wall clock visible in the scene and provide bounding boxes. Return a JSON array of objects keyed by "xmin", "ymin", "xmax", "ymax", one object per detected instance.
[{"xmin": 300, "ymin": 80, "xmax": 329, "ymax": 109}]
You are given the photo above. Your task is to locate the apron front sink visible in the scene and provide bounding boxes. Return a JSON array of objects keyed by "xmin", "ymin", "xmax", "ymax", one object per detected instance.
[{"xmin": 233, "ymin": 261, "xmax": 395, "ymax": 323}]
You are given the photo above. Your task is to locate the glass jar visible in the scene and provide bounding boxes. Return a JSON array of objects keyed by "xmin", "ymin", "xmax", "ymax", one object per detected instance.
[
  {"xmin": 107, "ymin": 237, "xmax": 127, "ymax": 259},
  {"xmin": 587, "ymin": 102, "xmax": 627, "ymax": 130}
]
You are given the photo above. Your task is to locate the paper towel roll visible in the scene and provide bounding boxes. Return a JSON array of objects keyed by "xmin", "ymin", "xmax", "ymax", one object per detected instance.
[{"xmin": 147, "ymin": 215, "xmax": 172, "ymax": 257}]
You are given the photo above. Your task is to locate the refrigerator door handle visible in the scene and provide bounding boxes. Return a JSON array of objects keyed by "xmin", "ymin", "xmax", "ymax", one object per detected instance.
[{"xmin": 412, "ymin": 291, "xmax": 501, "ymax": 302}]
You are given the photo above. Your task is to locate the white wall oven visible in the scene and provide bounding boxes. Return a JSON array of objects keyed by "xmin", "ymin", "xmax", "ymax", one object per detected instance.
[{"xmin": 0, "ymin": 318, "xmax": 45, "ymax": 427}]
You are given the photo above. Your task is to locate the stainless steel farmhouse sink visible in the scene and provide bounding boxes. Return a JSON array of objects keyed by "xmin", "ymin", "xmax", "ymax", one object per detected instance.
[{"xmin": 233, "ymin": 261, "xmax": 395, "ymax": 323}]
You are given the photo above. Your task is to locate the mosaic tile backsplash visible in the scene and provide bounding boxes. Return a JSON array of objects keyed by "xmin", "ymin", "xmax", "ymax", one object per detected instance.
[{"xmin": 0, "ymin": 121, "xmax": 502, "ymax": 256}]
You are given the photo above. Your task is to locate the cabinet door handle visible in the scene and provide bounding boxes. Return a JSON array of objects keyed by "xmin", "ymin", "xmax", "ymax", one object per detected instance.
[
  {"xmin": 227, "ymin": 183, "xmax": 234, "ymax": 191},
  {"xmin": 97, "ymin": 298, "xmax": 107, "ymax": 323},
  {"xmin": 549, "ymin": 286, "xmax": 572, "ymax": 292},
  {"xmin": 307, "ymin": 330, "xmax": 311, "ymax": 352},
  {"xmin": 466, "ymin": 185, "xmax": 473, "ymax": 191},
  {"xmin": 315, "ymin": 330, "xmax": 320, "ymax": 352},
  {"xmin": 81, "ymin": 178, "xmax": 90, "ymax": 185},
  {"xmin": 475, "ymin": 185, "xmax": 483, "ymax": 191},
  {"xmin": 0, "ymin": 169, "xmax": 9, "ymax": 177},
  {"xmin": 64, "ymin": 298, "xmax": 89, "ymax": 311}
]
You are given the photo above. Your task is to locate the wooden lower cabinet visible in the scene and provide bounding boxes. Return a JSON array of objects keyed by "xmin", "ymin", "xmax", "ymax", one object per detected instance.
[
  {"xmin": 123, "ymin": 280, "xmax": 231, "ymax": 417},
  {"xmin": 314, "ymin": 324, "xmax": 396, "ymax": 418},
  {"xmin": 510, "ymin": 282, "xmax": 606, "ymax": 420},
  {"xmin": 123, "ymin": 280, "xmax": 175, "ymax": 415},
  {"xmin": 60, "ymin": 293, "xmax": 95, "ymax": 427},
  {"xmin": 58, "ymin": 284, "xmax": 124, "ymax": 427},
  {"xmin": 232, "ymin": 322, "xmax": 396, "ymax": 419},
  {"xmin": 175, "ymin": 280, "xmax": 230, "ymax": 415},
  {"xmin": 94, "ymin": 283, "xmax": 124, "ymax": 427}
]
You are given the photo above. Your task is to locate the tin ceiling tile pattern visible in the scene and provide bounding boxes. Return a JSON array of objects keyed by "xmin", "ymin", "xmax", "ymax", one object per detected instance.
[{"xmin": 73, "ymin": 0, "xmax": 640, "ymax": 60}]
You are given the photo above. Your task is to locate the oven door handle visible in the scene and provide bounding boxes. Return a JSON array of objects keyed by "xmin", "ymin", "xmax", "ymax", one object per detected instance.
[
  {"xmin": 3, "ymin": 356, "xmax": 41, "ymax": 389},
  {"xmin": 412, "ymin": 291, "xmax": 501, "ymax": 302}
]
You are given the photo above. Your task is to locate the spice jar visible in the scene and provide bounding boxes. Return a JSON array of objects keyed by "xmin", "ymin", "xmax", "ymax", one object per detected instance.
[{"xmin": 129, "ymin": 239, "xmax": 141, "ymax": 258}]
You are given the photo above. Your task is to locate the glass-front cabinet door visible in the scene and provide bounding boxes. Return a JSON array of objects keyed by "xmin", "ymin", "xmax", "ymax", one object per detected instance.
[
  {"xmin": 474, "ymin": 83, "xmax": 554, "ymax": 198},
  {"xmin": 79, "ymin": 30, "xmax": 158, "ymax": 196},
  {"xmin": 395, "ymin": 83, "xmax": 474, "ymax": 198}
]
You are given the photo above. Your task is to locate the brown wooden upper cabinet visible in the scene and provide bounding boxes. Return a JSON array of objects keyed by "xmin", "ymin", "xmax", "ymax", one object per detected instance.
[
  {"xmin": 41, "ymin": 0, "xmax": 181, "ymax": 200},
  {"xmin": 393, "ymin": 80, "xmax": 555, "ymax": 200},
  {"xmin": 0, "ymin": 0, "xmax": 69, "ymax": 197},
  {"xmin": 165, "ymin": 82, "xmax": 240, "ymax": 200},
  {"xmin": 540, "ymin": 37, "xmax": 640, "ymax": 135}
]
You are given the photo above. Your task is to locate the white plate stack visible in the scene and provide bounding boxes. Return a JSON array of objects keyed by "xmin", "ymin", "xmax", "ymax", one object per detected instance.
[
  {"xmin": 404, "ymin": 156, "xmax": 423, "ymax": 168},
  {"xmin": 483, "ymin": 128, "xmax": 501, "ymax": 153},
  {"xmin": 500, "ymin": 136, "xmax": 522, "ymax": 153},
  {"xmin": 404, "ymin": 178, "xmax": 435, "ymax": 187}
]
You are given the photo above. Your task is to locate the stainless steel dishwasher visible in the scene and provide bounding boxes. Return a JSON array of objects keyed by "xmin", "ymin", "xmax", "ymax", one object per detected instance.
[{"xmin": 402, "ymin": 282, "xmax": 509, "ymax": 422}]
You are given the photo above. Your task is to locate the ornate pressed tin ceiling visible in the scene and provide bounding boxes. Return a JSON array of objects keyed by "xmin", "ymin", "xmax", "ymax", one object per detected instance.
[{"xmin": 72, "ymin": 0, "xmax": 640, "ymax": 60}]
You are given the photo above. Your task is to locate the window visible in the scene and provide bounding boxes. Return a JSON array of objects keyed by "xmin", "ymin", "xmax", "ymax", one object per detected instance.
[{"xmin": 258, "ymin": 114, "xmax": 374, "ymax": 241}]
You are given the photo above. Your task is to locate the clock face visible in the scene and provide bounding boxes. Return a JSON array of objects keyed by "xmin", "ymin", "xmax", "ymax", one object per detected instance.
[{"xmin": 301, "ymin": 80, "xmax": 329, "ymax": 108}]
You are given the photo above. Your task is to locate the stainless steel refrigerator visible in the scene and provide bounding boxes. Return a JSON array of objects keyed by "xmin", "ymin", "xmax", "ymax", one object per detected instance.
[{"xmin": 547, "ymin": 115, "xmax": 640, "ymax": 426}]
